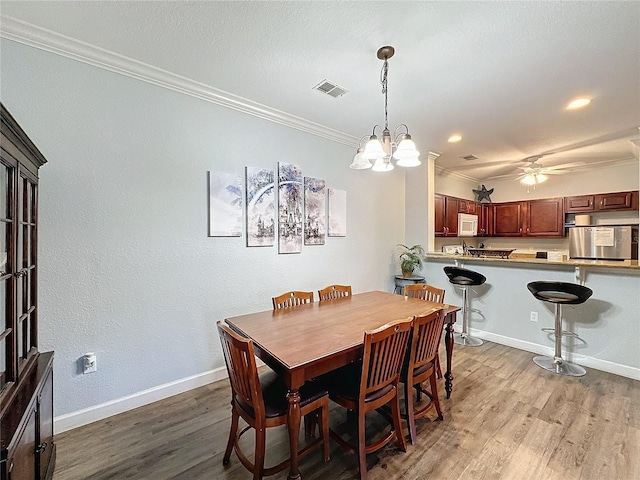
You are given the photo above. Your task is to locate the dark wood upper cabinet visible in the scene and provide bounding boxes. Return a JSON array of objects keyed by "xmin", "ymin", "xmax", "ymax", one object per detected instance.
[
  {"xmin": 595, "ymin": 191, "xmax": 638, "ymax": 211},
  {"xmin": 492, "ymin": 202, "xmax": 524, "ymax": 237},
  {"xmin": 565, "ymin": 191, "xmax": 638, "ymax": 213},
  {"xmin": 526, "ymin": 198, "xmax": 564, "ymax": 236},
  {"xmin": 458, "ymin": 199, "xmax": 476, "ymax": 214},
  {"xmin": 434, "ymin": 194, "xmax": 458, "ymax": 237},
  {"xmin": 477, "ymin": 203, "xmax": 491, "ymax": 236},
  {"xmin": 565, "ymin": 195, "xmax": 595, "ymax": 213}
]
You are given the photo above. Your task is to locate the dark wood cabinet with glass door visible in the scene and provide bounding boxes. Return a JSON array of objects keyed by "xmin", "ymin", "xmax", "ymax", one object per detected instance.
[{"xmin": 1, "ymin": 103, "xmax": 54, "ymax": 480}]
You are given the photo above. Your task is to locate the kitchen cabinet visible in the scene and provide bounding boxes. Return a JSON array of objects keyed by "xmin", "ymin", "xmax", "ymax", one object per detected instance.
[
  {"xmin": 477, "ymin": 203, "xmax": 491, "ymax": 236},
  {"xmin": 526, "ymin": 198, "xmax": 564, "ymax": 236},
  {"xmin": 565, "ymin": 195, "xmax": 595, "ymax": 213},
  {"xmin": 1, "ymin": 103, "xmax": 55, "ymax": 480},
  {"xmin": 434, "ymin": 194, "xmax": 458, "ymax": 237},
  {"xmin": 458, "ymin": 198, "xmax": 476, "ymax": 214},
  {"xmin": 492, "ymin": 202, "xmax": 524, "ymax": 236},
  {"xmin": 492, "ymin": 198, "xmax": 564, "ymax": 237},
  {"xmin": 564, "ymin": 191, "xmax": 639, "ymax": 213},
  {"xmin": 595, "ymin": 191, "xmax": 638, "ymax": 211}
]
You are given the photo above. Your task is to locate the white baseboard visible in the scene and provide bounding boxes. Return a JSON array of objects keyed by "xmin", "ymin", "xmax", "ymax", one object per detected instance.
[
  {"xmin": 469, "ymin": 328, "xmax": 640, "ymax": 381},
  {"xmin": 54, "ymin": 366, "xmax": 228, "ymax": 434}
]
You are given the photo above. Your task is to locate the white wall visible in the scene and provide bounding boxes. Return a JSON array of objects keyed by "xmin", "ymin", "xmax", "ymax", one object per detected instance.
[{"xmin": 1, "ymin": 40, "xmax": 406, "ymax": 422}]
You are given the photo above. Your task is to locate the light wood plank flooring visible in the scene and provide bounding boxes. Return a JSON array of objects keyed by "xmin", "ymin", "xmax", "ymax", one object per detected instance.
[{"xmin": 53, "ymin": 341, "xmax": 640, "ymax": 480}]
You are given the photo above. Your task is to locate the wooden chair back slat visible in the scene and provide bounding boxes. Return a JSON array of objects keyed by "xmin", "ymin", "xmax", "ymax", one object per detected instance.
[
  {"xmin": 409, "ymin": 309, "xmax": 446, "ymax": 372},
  {"xmin": 217, "ymin": 322, "xmax": 265, "ymax": 418},
  {"xmin": 360, "ymin": 317, "xmax": 412, "ymax": 398},
  {"xmin": 318, "ymin": 285, "xmax": 352, "ymax": 301},
  {"xmin": 272, "ymin": 291, "xmax": 314, "ymax": 310},
  {"xmin": 404, "ymin": 283, "xmax": 445, "ymax": 303}
]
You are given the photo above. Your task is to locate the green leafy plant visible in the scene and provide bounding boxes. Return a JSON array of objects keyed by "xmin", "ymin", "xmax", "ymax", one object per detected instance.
[{"xmin": 398, "ymin": 244, "xmax": 425, "ymax": 277}]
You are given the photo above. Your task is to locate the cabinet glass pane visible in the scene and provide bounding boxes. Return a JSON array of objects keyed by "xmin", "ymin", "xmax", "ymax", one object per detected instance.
[
  {"xmin": 17, "ymin": 317, "xmax": 23, "ymax": 359},
  {"xmin": 0, "ymin": 338, "xmax": 5, "ymax": 390},
  {"xmin": 1, "ymin": 220, "xmax": 6, "ymax": 274},
  {"xmin": 0, "ymin": 164, "xmax": 7, "ymax": 218},
  {"xmin": 22, "ymin": 223, "xmax": 30, "ymax": 268}
]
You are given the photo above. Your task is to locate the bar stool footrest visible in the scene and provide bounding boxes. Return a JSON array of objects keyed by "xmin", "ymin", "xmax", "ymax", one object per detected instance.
[{"xmin": 540, "ymin": 328, "xmax": 580, "ymax": 338}]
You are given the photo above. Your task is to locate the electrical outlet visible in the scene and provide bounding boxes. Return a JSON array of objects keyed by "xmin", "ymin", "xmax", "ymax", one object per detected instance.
[
  {"xmin": 83, "ymin": 353, "xmax": 97, "ymax": 374},
  {"xmin": 530, "ymin": 311, "xmax": 538, "ymax": 322}
]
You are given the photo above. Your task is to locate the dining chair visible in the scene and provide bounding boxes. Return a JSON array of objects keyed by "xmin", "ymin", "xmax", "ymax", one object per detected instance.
[
  {"xmin": 318, "ymin": 284, "xmax": 352, "ymax": 301},
  {"xmin": 403, "ymin": 283, "xmax": 446, "ymax": 379},
  {"xmin": 400, "ymin": 308, "xmax": 446, "ymax": 445},
  {"xmin": 403, "ymin": 283, "xmax": 445, "ymax": 302},
  {"xmin": 272, "ymin": 291, "xmax": 314, "ymax": 310},
  {"xmin": 217, "ymin": 322, "xmax": 330, "ymax": 479},
  {"xmin": 318, "ymin": 317, "xmax": 412, "ymax": 480}
]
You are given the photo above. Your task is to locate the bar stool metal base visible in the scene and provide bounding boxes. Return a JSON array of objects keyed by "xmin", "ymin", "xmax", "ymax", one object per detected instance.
[
  {"xmin": 454, "ymin": 332, "xmax": 483, "ymax": 347},
  {"xmin": 533, "ymin": 355, "xmax": 586, "ymax": 377}
]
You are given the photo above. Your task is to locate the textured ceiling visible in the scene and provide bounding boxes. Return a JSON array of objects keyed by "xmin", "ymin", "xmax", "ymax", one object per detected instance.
[{"xmin": 1, "ymin": 1, "xmax": 639, "ymax": 181}]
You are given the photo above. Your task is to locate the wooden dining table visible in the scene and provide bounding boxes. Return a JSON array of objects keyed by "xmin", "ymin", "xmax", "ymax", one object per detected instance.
[{"xmin": 225, "ymin": 290, "xmax": 460, "ymax": 480}]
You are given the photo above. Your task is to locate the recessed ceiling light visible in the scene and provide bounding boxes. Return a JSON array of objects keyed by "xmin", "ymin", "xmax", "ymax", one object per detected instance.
[
  {"xmin": 566, "ymin": 97, "xmax": 591, "ymax": 110},
  {"xmin": 448, "ymin": 134, "xmax": 462, "ymax": 143}
]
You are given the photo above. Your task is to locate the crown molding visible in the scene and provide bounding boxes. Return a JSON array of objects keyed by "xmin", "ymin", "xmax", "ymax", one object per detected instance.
[
  {"xmin": 435, "ymin": 164, "xmax": 480, "ymax": 183},
  {"xmin": 0, "ymin": 15, "xmax": 358, "ymax": 147}
]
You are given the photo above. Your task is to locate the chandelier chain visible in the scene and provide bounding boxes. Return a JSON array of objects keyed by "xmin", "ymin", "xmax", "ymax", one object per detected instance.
[{"xmin": 381, "ymin": 59, "xmax": 389, "ymax": 130}]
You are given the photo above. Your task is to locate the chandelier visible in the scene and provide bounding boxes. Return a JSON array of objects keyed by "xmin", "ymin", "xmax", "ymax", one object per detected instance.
[{"xmin": 350, "ymin": 46, "xmax": 420, "ymax": 171}]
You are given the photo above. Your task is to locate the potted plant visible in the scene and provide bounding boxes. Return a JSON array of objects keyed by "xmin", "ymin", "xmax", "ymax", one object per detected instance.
[{"xmin": 398, "ymin": 244, "xmax": 425, "ymax": 277}]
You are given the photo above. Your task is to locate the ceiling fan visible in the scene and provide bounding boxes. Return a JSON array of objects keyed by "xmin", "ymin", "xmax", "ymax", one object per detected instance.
[{"xmin": 487, "ymin": 155, "xmax": 586, "ymax": 185}]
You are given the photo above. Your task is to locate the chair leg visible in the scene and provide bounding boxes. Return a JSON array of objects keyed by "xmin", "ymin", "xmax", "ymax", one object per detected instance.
[
  {"xmin": 404, "ymin": 381, "xmax": 417, "ymax": 445},
  {"xmin": 223, "ymin": 407, "xmax": 239, "ymax": 465},
  {"xmin": 435, "ymin": 353, "xmax": 443, "ymax": 379},
  {"xmin": 253, "ymin": 426, "xmax": 266, "ymax": 480},
  {"xmin": 429, "ymin": 374, "xmax": 443, "ymax": 421},
  {"xmin": 391, "ymin": 390, "xmax": 407, "ymax": 453},
  {"xmin": 357, "ymin": 411, "xmax": 368, "ymax": 480},
  {"xmin": 320, "ymin": 405, "xmax": 330, "ymax": 462}
]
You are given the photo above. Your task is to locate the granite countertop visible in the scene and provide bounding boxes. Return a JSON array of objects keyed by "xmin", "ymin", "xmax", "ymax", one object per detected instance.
[{"xmin": 425, "ymin": 253, "xmax": 640, "ymax": 270}]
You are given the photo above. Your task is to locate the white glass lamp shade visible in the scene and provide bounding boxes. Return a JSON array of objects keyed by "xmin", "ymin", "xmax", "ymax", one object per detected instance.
[
  {"xmin": 371, "ymin": 157, "xmax": 394, "ymax": 172},
  {"xmin": 393, "ymin": 136, "xmax": 421, "ymax": 167},
  {"xmin": 535, "ymin": 173, "xmax": 548, "ymax": 183},
  {"xmin": 362, "ymin": 135, "xmax": 386, "ymax": 160},
  {"xmin": 349, "ymin": 150, "xmax": 372, "ymax": 170},
  {"xmin": 521, "ymin": 174, "xmax": 536, "ymax": 185}
]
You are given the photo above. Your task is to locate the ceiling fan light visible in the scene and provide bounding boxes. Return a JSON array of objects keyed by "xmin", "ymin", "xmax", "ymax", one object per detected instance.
[
  {"xmin": 349, "ymin": 149, "xmax": 372, "ymax": 169},
  {"xmin": 362, "ymin": 135, "xmax": 386, "ymax": 160},
  {"xmin": 535, "ymin": 173, "xmax": 548, "ymax": 183},
  {"xmin": 371, "ymin": 157, "xmax": 394, "ymax": 172},
  {"xmin": 520, "ymin": 174, "xmax": 537, "ymax": 185}
]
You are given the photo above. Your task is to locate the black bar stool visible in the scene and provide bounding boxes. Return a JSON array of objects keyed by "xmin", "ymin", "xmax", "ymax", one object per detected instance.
[
  {"xmin": 443, "ymin": 266, "xmax": 486, "ymax": 347},
  {"xmin": 527, "ymin": 281, "xmax": 593, "ymax": 377}
]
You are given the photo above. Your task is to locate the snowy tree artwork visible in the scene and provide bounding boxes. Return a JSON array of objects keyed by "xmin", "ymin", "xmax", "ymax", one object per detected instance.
[
  {"xmin": 304, "ymin": 177, "xmax": 326, "ymax": 245},
  {"xmin": 208, "ymin": 171, "xmax": 243, "ymax": 237},
  {"xmin": 278, "ymin": 162, "xmax": 303, "ymax": 253},
  {"xmin": 246, "ymin": 167, "xmax": 275, "ymax": 247},
  {"xmin": 328, "ymin": 188, "xmax": 347, "ymax": 237}
]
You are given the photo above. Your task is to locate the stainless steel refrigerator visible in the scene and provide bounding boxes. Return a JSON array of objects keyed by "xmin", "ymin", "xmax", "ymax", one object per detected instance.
[{"xmin": 569, "ymin": 225, "xmax": 637, "ymax": 260}]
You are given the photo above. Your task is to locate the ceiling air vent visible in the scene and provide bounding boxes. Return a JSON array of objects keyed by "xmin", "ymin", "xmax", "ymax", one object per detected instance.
[
  {"xmin": 313, "ymin": 80, "xmax": 348, "ymax": 98},
  {"xmin": 462, "ymin": 154, "xmax": 479, "ymax": 161}
]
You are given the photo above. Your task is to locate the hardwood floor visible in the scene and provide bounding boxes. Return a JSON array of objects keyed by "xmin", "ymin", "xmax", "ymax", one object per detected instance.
[{"xmin": 53, "ymin": 341, "xmax": 640, "ymax": 480}]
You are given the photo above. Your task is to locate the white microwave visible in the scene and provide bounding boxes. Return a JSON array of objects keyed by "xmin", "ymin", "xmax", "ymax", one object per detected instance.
[{"xmin": 458, "ymin": 213, "xmax": 478, "ymax": 237}]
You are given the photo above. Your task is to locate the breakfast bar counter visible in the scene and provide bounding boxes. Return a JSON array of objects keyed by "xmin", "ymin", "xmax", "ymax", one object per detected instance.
[
  {"xmin": 420, "ymin": 254, "xmax": 640, "ymax": 381},
  {"xmin": 425, "ymin": 253, "xmax": 640, "ymax": 270}
]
